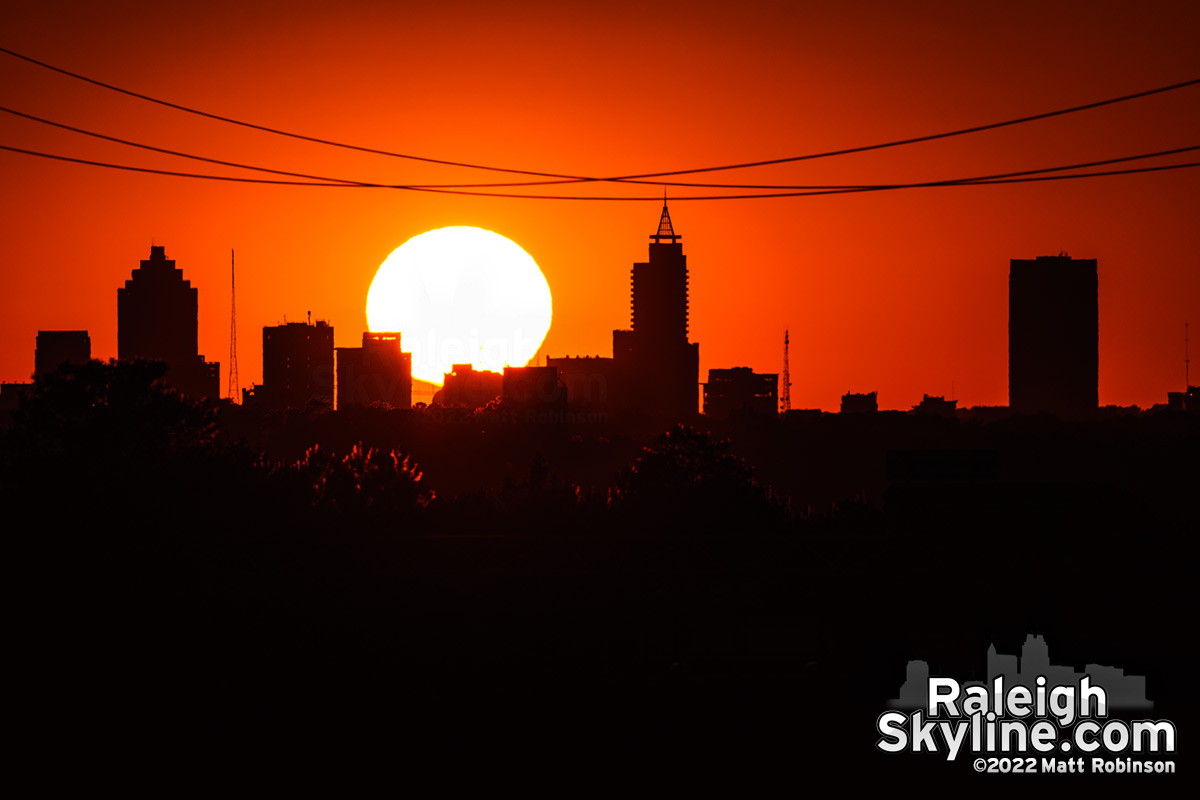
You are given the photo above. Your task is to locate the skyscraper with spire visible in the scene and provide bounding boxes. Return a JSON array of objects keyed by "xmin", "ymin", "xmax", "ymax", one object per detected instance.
[
  {"xmin": 548, "ymin": 200, "xmax": 701, "ymax": 418},
  {"xmin": 615, "ymin": 200, "xmax": 700, "ymax": 416}
]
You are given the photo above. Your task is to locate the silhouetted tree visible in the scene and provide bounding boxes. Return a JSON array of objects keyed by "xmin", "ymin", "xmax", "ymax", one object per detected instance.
[
  {"xmin": 258, "ymin": 442, "xmax": 432, "ymax": 525},
  {"xmin": 610, "ymin": 425, "xmax": 787, "ymax": 534},
  {"xmin": 2, "ymin": 358, "xmax": 217, "ymax": 466},
  {"xmin": 0, "ymin": 358, "xmax": 236, "ymax": 532}
]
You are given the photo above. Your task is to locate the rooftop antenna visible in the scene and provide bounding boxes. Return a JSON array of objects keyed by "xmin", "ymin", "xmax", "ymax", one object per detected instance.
[
  {"xmin": 652, "ymin": 188, "xmax": 680, "ymax": 244},
  {"xmin": 781, "ymin": 330, "xmax": 792, "ymax": 412},
  {"xmin": 1187, "ymin": 321, "xmax": 1191, "ymax": 388},
  {"xmin": 308, "ymin": 310, "xmax": 312, "ymax": 326},
  {"xmin": 228, "ymin": 249, "xmax": 239, "ymax": 403}
]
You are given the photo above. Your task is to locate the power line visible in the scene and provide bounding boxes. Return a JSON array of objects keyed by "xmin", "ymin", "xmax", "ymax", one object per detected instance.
[
  {"xmin": 3, "ymin": 45, "xmax": 1197, "ymax": 184},
  {"xmin": 603, "ymin": 78, "xmax": 1200, "ymax": 181},
  {"xmin": 3, "ymin": 142, "xmax": 1196, "ymax": 200},
  {"xmin": 0, "ymin": 143, "xmax": 388, "ymax": 187},
  {"xmin": 0, "ymin": 105, "xmax": 377, "ymax": 186},
  {"xmin": 0, "ymin": 45, "xmax": 583, "ymax": 180},
  {"xmin": 583, "ymin": 145, "xmax": 1200, "ymax": 188},
  {"xmin": 5, "ymin": 104, "xmax": 1196, "ymax": 192}
]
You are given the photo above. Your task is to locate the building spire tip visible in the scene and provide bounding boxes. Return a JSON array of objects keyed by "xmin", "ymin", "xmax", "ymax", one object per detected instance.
[{"xmin": 652, "ymin": 191, "xmax": 680, "ymax": 243}]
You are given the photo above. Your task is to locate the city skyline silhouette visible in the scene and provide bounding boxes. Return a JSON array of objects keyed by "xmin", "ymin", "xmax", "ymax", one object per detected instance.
[
  {"xmin": 2, "ymin": 2, "xmax": 1197, "ymax": 411},
  {"xmin": 3, "ymin": 211, "xmax": 1193, "ymax": 419},
  {"xmin": 1, "ymin": 1, "xmax": 1196, "ymax": 787}
]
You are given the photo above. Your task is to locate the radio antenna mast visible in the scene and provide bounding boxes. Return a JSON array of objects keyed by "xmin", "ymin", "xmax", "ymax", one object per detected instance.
[
  {"xmin": 228, "ymin": 249, "xmax": 239, "ymax": 402},
  {"xmin": 781, "ymin": 330, "xmax": 792, "ymax": 412}
]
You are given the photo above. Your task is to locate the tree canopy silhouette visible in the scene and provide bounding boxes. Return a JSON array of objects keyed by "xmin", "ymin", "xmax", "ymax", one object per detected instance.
[
  {"xmin": 611, "ymin": 425, "xmax": 787, "ymax": 533},
  {"xmin": 1, "ymin": 358, "xmax": 219, "ymax": 488},
  {"xmin": 260, "ymin": 442, "xmax": 433, "ymax": 523}
]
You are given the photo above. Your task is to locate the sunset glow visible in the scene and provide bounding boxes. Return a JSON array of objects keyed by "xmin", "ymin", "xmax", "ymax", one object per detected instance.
[
  {"xmin": 0, "ymin": 2, "xmax": 1196, "ymax": 409},
  {"xmin": 1, "ymin": 3, "xmax": 1196, "ymax": 783},
  {"xmin": 365, "ymin": 227, "xmax": 552, "ymax": 384}
]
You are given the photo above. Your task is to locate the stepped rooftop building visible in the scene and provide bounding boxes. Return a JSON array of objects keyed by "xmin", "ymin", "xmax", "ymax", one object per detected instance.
[{"xmin": 117, "ymin": 245, "xmax": 219, "ymax": 400}]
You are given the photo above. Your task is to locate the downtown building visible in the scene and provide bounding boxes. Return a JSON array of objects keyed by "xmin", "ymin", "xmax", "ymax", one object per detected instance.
[
  {"xmin": 502, "ymin": 365, "xmax": 567, "ymax": 414},
  {"xmin": 840, "ymin": 391, "xmax": 878, "ymax": 414},
  {"xmin": 117, "ymin": 245, "xmax": 220, "ymax": 401},
  {"xmin": 35, "ymin": 330, "xmax": 91, "ymax": 376},
  {"xmin": 1009, "ymin": 255, "xmax": 1098, "ymax": 418},
  {"xmin": 703, "ymin": 367, "xmax": 778, "ymax": 418},
  {"xmin": 253, "ymin": 318, "xmax": 335, "ymax": 411},
  {"xmin": 548, "ymin": 202, "xmax": 700, "ymax": 419},
  {"xmin": 3, "ymin": 331, "xmax": 95, "ymax": 420},
  {"xmin": 335, "ymin": 331, "xmax": 413, "ymax": 410},
  {"xmin": 433, "ymin": 364, "xmax": 503, "ymax": 410}
]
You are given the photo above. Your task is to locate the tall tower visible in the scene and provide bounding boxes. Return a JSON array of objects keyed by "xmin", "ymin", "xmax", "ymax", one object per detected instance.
[
  {"xmin": 228, "ymin": 249, "xmax": 239, "ymax": 402},
  {"xmin": 633, "ymin": 202, "xmax": 690, "ymax": 345},
  {"xmin": 611, "ymin": 201, "xmax": 700, "ymax": 417},
  {"xmin": 1009, "ymin": 255, "xmax": 1098, "ymax": 418},
  {"xmin": 781, "ymin": 330, "xmax": 791, "ymax": 412},
  {"xmin": 119, "ymin": 245, "xmax": 198, "ymax": 365},
  {"xmin": 118, "ymin": 245, "xmax": 219, "ymax": 400}
]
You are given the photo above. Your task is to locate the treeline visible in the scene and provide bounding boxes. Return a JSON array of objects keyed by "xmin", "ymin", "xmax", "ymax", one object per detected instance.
[
  {"xmin": 0, "ymin": 359, "xmax": 849, "ymax": 540},
  {"xmin": 4, "ymin": 358, "xmax": 1196, "ymax": 561},
  {"xmin": 2, "ymin": 360, "xmax": 1195, "ymax": 784}
]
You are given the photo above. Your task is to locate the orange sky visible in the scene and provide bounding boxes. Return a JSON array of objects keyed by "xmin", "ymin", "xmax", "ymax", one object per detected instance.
[{"xmin": 2, "ymin": 0, "xmax": 1197, "ymax": 411}]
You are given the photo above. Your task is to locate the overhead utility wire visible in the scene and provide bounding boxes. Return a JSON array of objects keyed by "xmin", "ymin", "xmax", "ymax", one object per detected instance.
[
  {"xmin": 0, "ymin": 45, "xmax": 581, "ymax": 180},
  {"xmin": 2, "ymin": 45, "xmax": 1197, "ymax": 184},
  {"xmin": 4, "ymin": 105, "xmax": 1195, "ymax": 192},
  {"xmin": 0, "ymin": 105, "xmax": 385, "ymax": 187},
  {"xmin": 600, "ymin": 78, "xmax": 1200, "ymax": 181},
  {"xmin": 2, "ymin": 143, "xmax": 1196, "ymax": 200}
]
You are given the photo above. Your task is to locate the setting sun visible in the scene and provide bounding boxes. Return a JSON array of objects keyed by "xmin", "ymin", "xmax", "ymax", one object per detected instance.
[{"xmin": 365, "ymin": 227, "xmax": 552, "ymax": 384}]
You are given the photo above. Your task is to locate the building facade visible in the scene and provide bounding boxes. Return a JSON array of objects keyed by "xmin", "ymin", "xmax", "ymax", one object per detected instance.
[
  {"xmin": 544, "ymin": 355, "xmax": 620, "ymax": 413},
  {"xmin": 703, "ymin": 367, "xmax": 778, "ymax": 418},
  {"xmin": 433, "ymin": 364, "xmax": 503, "ymax": 410},
  {"xmin": 911, "ymin": 394, "xmax": 958, "ymax": 419},
  {"xmin": 841, "ymin": 391, "xmax": 878, "ymax": 414},
  {"xmin": 615, "ymin": 202, "xmax": 700, "ymax": 417},
  {"xmin": 548, "ymin": 202, "xmax": 700, "ymax": 419},
  {"xmin": 502, "ymin": 366, "xmax": 567, "ymax": 413},
  {"xmin": 335, "ymin": 331, "xmax": 412, "ymax": 410},
  {"xmin": 260, "ymin": 319, "xmax": 335, "ymax": 411},
  {"xmin": 1009, "ymin": 255, "xmax": 1098, "ymax": 418},
  {"xmin": 35, "ymin": 330, "xmax": 91, "ymax": 376},
  {"xmin": 117, "ymin": 245, "xmax": 219, "ymax": 400}
]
